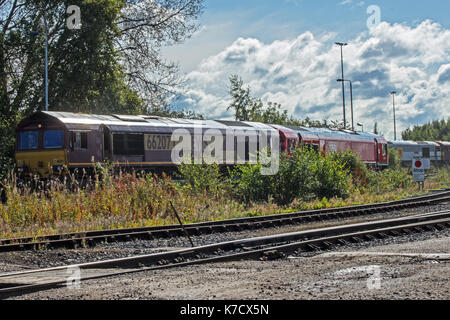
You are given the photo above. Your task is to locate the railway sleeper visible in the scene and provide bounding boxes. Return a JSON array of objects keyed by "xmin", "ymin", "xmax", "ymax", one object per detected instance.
[
  {"xmin": 375, "ymin": 232, "xmax": 388, "ymax": 239},
  {"xmin": 400, "ymin": 228, "xmax": 413, "ymax": 234},
  {"xmin": 435, "ymin": 223, "xmax": 446, "ymax": 230},
  {"xmin": 173, "ymin": 257, "xmax": 185, "ymax": 263},
  {"xmin": 321, "ymin": 241, "xmax": 334, "ymax": 249},
  {"xmin": 336, "ymin": 239, "xmax": 349, "ymax": 246},
  {"xmin": 349, "ymin": 236, "xmax": 362, "ymax": 243},
  {"xmin": 305, "ymin": 243, "xmax": 321, "ymax": 251},
  {"xmin": 422, "ymin": 225, "xmax": 435, "ymax": 232},
  {"xmin": 362, "ymin": 234, "xmax": 375, "ymax": 241},
  {"xmin": 388, "ymin": 230, "xmax": 401, "ymax": 236}
]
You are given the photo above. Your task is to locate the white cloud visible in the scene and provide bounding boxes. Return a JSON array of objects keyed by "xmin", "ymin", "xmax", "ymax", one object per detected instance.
[
  {"xmin": 181, "ymin": 20, "xmax": 450, "ymax": 140},
  {"xmin": 339, "ymin": 0, "xmax": 353, "ymax": 5}
]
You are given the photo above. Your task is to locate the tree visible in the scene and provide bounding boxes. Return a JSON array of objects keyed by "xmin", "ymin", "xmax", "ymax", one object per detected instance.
[
  {"xmin": 227, "ymin": 74, "xmax": 323, "ymax": 127},
  {"xmin": 1, "ymin": 1, "xmax": 144, "ymax": 115},
  {"xmin": 402, "ymin": 119, "xmax": 449, "ymax": 141},
  {"xmin": 227, "ymin": 74, "xmax": 255, "ymax": 121},
  {"xmin": 0, "ymin": 0, "xmax": 205, "ymax": 174},
  {"xmin": 117, "ymin": 0, "xmax": 204, "ymax": 112},
  {"xmin": 1, "ymin": 0, "xmax": 204, "ymax": 115}
]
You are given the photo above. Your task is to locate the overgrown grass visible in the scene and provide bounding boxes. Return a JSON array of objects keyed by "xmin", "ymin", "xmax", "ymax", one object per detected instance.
[{"xmin": 0, "ymin": 152, "xmax": 448, "ymax": 239}]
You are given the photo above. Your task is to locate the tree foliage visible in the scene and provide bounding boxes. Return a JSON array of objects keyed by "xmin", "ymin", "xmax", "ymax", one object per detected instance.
[
  {"xmin": 0, "ymin": 0, "xmax": 204, "ymax": 172},
  {"xmin": 117, "ymin": 0, "xmax": 204, "ymax": 111},
  {"xmin": 402, "ymin": 119, "xmax": 450, "ymax": 141},
  {"xmin": 227, "ymin": 74, "xmax": 328, "ymax": 127},
  {"xmin": 1, "ymin": 1, "xmax": 143, "ymax": 117}
]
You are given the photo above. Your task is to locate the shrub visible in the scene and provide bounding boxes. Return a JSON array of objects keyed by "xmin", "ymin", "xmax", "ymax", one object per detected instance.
[
  {"xmin": 311, "ymin": 153, "xmax": 351, "ymax": 200},
  {"xmin": 231, "ymin": 148, "xmax": 351, "ymax": 206},
  {"xmin": 366, "ymin": 167, "xmax": 414, "ymax": 194},
  {"xmin": 329, "ymin": 150, "xmax": 369, "ymax": 187},
  {"xmin": 388, "ymin": 147, "xmax": 401, "ymax": 170},
  {"xmin": 229, "ymin": 162, "xmax": 272, "ymax": 203},
  {"xmin": 177, "ymin": 161, "xmax": 225, "ymax": 197}
]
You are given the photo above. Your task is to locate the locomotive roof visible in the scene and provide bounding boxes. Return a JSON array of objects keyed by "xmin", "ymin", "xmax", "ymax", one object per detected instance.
[
  {"xmin": 18, "ymin": 111, "xmax": 280, "ymax": 133},
  {"xmin": 40, "ymin": 111, "xmax": 224, "ymax": 129},
  {"xmin": 267, "ymin": 124, "xmax": 299, "ymax": 140},
  {"xmin": 287, "ymin": 126, "xmax": 386, "ymax": 143},
  {"xmin": 388, "ymin": 140, "xmax": 439, "ymax": 147}
]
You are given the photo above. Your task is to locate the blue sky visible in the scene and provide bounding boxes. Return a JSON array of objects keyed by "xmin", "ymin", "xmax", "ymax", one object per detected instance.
[
  {"xmin": 162, "ymin": 0, "xmax": 450, "ymax": 140},
  {"xmin": 166, "ymin": 0, "xmax": 450, "ymax": 72}
]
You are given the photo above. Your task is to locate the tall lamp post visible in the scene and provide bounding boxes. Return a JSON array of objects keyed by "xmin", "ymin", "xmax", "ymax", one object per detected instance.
[
  {"xmin": 335, "ymin": 42, "xmax": 348, "ymax": 128},
  {"xmin": 391, "ymin": 91, "xmax": 397, "ymax": 141},
  {"xmin": 337, "ymin": 79, "xmax": 354, "ymax": 131},
  {"xmin": 30, "ymin": 9, "xmax": 49, "ymax": 111}
]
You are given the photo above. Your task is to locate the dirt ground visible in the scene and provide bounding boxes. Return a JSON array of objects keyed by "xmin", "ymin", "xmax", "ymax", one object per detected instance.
[{"xmin": 11, "ymin": 234, "xmax": 449, "ymax": 300}]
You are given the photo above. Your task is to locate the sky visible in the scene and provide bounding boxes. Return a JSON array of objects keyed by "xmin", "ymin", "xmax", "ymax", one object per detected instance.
[{"xmin": 162, "ymin": 0, "xmax": 450, "ymax": 140}]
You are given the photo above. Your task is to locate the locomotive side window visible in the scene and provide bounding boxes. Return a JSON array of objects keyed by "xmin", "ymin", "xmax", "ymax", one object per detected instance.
[
  {"xmin": 113, "ymin": 133, "xmax": 144, "ymax": 156},
  {"xmin": 72, "ymin": 132, "xmax": 88, "ymax": 150},
  {"xmin": 44, "ymin": 130, "xmax": 64, "ymax": 149},
  {"xmin": 422, "ymin": 147, "xmax": 430, "ymax": 158},
  {"xmin": 382, "ymin": 144, "xmax": 387, "ymax": 156},
  {"xmin": 290, "ymin": 139, "xmax": 296, "ymax": 152},
  {"xmin": 18, "ymin": 131, "xmax": 39, "ymax": 150}
]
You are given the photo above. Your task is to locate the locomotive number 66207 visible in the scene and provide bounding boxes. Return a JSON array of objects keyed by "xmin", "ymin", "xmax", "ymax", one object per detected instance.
[{"xmin": 145, "ymin": 134, "xmax": 176, "ymax": 151}]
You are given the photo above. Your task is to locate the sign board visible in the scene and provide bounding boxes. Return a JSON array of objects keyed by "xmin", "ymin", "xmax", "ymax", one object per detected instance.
[
  {"xmin": 412, "ymin": 157, "xmax": 425, "ymax": 182},
  {"xmin": 422, "ymin": 158, "xmax": 430, "ymax": 170}
]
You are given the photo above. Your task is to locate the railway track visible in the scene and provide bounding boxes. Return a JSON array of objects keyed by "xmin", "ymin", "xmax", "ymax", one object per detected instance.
[
  {"xmin": 1, "ymin": 189, "xmax": 449, "ymax": 252},
  {"xmin": 0, "ymin": 209, "xmax": 449, "ymax": 299}
]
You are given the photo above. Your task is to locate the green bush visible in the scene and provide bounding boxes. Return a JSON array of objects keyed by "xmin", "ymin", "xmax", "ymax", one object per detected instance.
[
  {"xmin": 366, "ymin": 168, "xmax": 414, "ymax": 194},
  {"xmin": 388, "ymin": 147, "xmax": 401, "ymax": 170},
  {"xmin": 177, "ymin": 161, "xmax": 225, "ymax": 197},
  {"xmin": 229, "ymin": 162, "xmax": 272, "ymax": 203},
  {"xmin": 433, "ymin": 166, "xmax": 449, "ymax": 189},
  {"xmin": 328, "ymin": 150, "xmax": 369, "ymax": 187},
  {"xmin": 231, "ymin": 148, "xmax": 351, "ymax": 206},
  {"xmin": 311, "ymin": 153, "xmax": 351, "ymax": 200}
]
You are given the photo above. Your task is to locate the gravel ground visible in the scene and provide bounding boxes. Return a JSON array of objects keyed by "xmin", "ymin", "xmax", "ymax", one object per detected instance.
[
  {"xmin": 7, "ymin": 230, "xmax": 449, "ymax": 300},
  {"xmin": 0, "ymin": 201, "xmax": 448, "ymax": 272}
]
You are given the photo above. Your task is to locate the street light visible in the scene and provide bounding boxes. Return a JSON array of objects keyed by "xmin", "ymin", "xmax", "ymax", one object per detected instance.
[
  {"xmin": 391, "ymin": 91, "xmax": 397, "ymax": 141},
  {"xmin": 357, "ymin": 123, "xmax": 363, "ymax": 132},
  {"xmin": 335, "ymin": 42, "xmax": 348, "ymax": 128},
  {"xmin": 337, "ymin": 79, "xmax": 354, "ymax": 131},
  {"xmin": 30, "ymin": 9, "xmax": 49, "ymax": 111}
]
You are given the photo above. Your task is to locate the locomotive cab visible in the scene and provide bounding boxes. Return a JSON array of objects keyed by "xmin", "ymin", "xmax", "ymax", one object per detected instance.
[{"xmin": 15, "ymin": 113, "xmax": 68, "ymax": 178}]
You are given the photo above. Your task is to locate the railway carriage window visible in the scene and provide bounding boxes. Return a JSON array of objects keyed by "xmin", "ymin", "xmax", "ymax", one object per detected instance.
[
  {"xmin": 290, "ymin": 140, "xmax": 296, "ymax": 152},
  {"xmin": 19, "ymin": 131, "xmax": 39, "ymax": 150},
  {"xmin": 71, "ymin": 132, "xmax": 88, "ymax": 150},
  {"xmin": 113, "ymin": 133, "xmax": 144, "ymax": 156}
]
